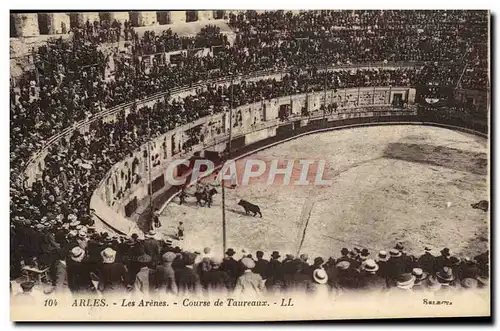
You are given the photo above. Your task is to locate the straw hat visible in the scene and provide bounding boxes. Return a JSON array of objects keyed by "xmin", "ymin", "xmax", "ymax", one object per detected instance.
[
  {"xmin": 389, "ymin": 249, "xmax": 402, "ymax": 258},
  {"xmin": 336, "ymin": 261, "xmax": 350, "ymax": 270},
  {"xmin": 412, "ymin": 268, "xmax": 429, "ymax": 284},
  {"xmin": 241, "ymin": 257, "xmax": 256, "ymax": 269},
  {"xmin": 396, "ymin": 273, "xmax": 416, "ymax": 289},
  {"xmin": 376, "ymin": 250, "xmax": 390, "ymax": 262},
  {"xmin": 70, "ymin": 246, "xmax": 85, "ymax": 262},
  {"xmin": 361, "ymin": 259, "xmax": 379, "ymax": 273},
  {"xmin": 101, "ymin": 248, "xmax": 117, "ymax": 264},
  {"xmin": 313, "ymin": 268, "xmax": 328, "ymax": 284}
]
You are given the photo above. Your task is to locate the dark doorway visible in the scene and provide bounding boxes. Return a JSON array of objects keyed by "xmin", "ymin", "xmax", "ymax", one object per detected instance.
[
  {"xmin": 99, "ymin": 12, "xmax": 112, "ymax": 22},
  {"xmin": 213, "ymin": 10, "xmax": 225, "ymax": 19},
  {"xmin": 157, "ymin": 11, "xmax": 171, "ymax": 25},
  {"xmin": 69, "ymin": 13, "xmax": 80, "ymax": 29},
  {"xmin": 392, "ymin": 93, "xmax": 403, "ymax": 107},
  {"xmin": 186, "ymin": 11, "xmax": 198, "ymax": 22},
  {"xmin": 10, "ymin": 14, "xmax": 17, "ymax": 37},
  {"xmin": 37, "ymin": 14, "xmax": 50, "ymax": 35}
]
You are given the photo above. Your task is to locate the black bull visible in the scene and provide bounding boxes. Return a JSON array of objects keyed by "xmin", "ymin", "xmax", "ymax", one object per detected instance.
[{"xmin": 238, "ymin": 199, "xmax": 263, "ymax": 217}]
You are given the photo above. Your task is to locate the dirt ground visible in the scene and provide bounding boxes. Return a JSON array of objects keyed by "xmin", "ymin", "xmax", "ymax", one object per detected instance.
[{"xmin": 159, "ymin": 125, "xmax": 489, "ymax": 260}]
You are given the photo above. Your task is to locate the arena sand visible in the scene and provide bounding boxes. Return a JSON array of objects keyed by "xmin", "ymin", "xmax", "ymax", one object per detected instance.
[{"xmin": 159, "ymin": 125, "xmax": 489, "ymax": 260}]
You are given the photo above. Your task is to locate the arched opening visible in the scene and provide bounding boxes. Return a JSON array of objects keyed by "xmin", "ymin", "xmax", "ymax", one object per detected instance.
[
  {"xmin": 99, "ymin": 12, "xmax": 112, "ymax": 22},
  {"xmin": 157, "ymin": 11, "xmax": 171, "ymax": 25},
  {"xmin": 10, "ymin": 14, "xmax": 17, "ymax": 37},
  {"xmin": 213, "ymin": 10, "xmax": 225, "ymax": 19},
  {"xmin": 69, "ymin": 13, "xmax": 81, "ymax": 29},
  {"xmin": 37, "ymin": 14, "xmax": 50, "ymax": 35},
  {"xmin": 186, "ymin": 11, "xmax": 198, "ymax": 22}
]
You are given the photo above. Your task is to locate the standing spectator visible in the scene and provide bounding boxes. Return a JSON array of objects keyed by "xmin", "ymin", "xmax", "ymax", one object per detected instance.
[
  {"xmin": 358, "ymin": 259, "xmax": 386, "ymax": 291},
  {"xmin": 310, "ymin": 268, "xmax": 330, "ymax": 298},
  {"xmin": 375, "ymin": 250, "xmax": 390, "ymax": 278},
  {"xmin": 435, "ymin": 248, "xmax": 452, "ymax": 271},
  {"xmin": 204, "ymin": 256, "xmax": 232, "ymax": 293},
  {"xmin": 265, "ymin": 251, "xmax": 284, "ymax": 292},
  {"xmin": 175, "ymin": 252, "xmax": 202, "ymax": 295},
  {"xmin": 386, "ymin": 249, "xmax": 406, "ymax": 286},
  {"xmin": 416, "ymin": 247, "xmax": 436, "ymax": 274},
  {"xmin": 435, "ymin": 266, "xmax": 459, "ymax": 290},
  {"xmin": 143, "ymin": 230, "xmax": 161, "ymax": 264},
  {"xmin": 220, "ymin": 248, "xmax": 242, "ymax": 289},
  {"xmin": 156, "ymin": 252, "xmax": 178, "ymax": 294},
  {"xmin": 67, "ymin": 246, "xmax": 94, "ymax": 293},
  {"xmin": 393, "ymin": 273, "xmax": 416, "ymax": 292},
  {"xmin": 134, "ymin": 254, "xmax": 155, "ymax": 294},
  {"xmin": 411, "ymin": 268, "xmax": 429, "ymax": 291},
  {"xmin": 177, "ymin": 222, "xmax": 185, "ymax": 240},
  {"xmin": 253, "ymin": 250, "xmax": 269, "ymax": 279},
  {"xmin": 335, "ymin": 261, "xmax": 359, "ymax": 290},
  {"xmin": 234, "ymin": 257, "xmax": 264, "ymax": 295},
  {"xmin": 97, "ymin": 248, "xmax": 128, "ymax": 293}
]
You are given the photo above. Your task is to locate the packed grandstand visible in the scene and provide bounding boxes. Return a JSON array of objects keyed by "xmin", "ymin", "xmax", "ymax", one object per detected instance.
[{"xmin": 10, "ymin": 10, "xmax": 489, "ymax": 297}]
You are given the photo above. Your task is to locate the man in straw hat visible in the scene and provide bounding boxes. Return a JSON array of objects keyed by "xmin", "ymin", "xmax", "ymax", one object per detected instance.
[
  {"xmin": 358, "ymin": 259, "xmax": 386, "ymax": 291},
  {"xmin": 134, "ymin": 254, "xmax": 155, "ymax": 294},
  {"xmin": 335, "ymin": 261, "xmax": 358, "ymax": 290},
  {"xmin": 375, "ymin": 250, "xmax": 390, "ymax": 278},
  {"xmin": 411, "ymin": 268, "xmax": 429, "ymax": 291},
  {"xmin": 97, "ymin": 248, "xmax": 127, "ymax": 293},
  {"xmin": 156, "ymin": 252, "xmax": 178, "ymax": 294},
  {"xmin": 386, "ymin": 248, "xmax": 406, "ymax": 285},
  {"xmin": 143, "ymin": 230, "xmax": 161, "ymax": 264},
  {"xmin": 391, "ymin": 273, "xmax": 415, "ymax": 292},
  {"xmin": 67, "ymin": 246, "xmax": 94, "ymax": 293},
  {"xmin": 235, "ymin": 257, "xmax": 264, "ymax": 295}
]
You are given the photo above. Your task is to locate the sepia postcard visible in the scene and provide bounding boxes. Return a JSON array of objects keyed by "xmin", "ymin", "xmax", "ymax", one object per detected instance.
[{"xmin": 9, "ymin": 9, "xmax": 491, "ymax": 321}]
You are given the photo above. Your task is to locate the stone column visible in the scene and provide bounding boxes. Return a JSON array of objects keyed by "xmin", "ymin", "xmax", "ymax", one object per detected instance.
[
  {"xmin": 12, "ymin": 13, "xmax": 39, "ymax": 37},
  {"xmin": 170, "ymin": 10, "xmax": 186, "ymax": 24},
  {"xmin": 198, "ymin": 10, "xmax": 213, "ymax": 21},
  {"xmin": 101, "ymin": 12, "xmax": 130, "ymax": 24}
]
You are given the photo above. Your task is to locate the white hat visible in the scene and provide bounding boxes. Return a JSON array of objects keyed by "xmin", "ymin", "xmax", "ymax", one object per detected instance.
[
  {"xmin": 70, "ymin": 247, "xmax": 85, "ymax": 262},
  {"xmin": 101, "ymin": 248, "xmax": 116, "ymax": 264},
  {"xmin": 313, "ymin": 268, "xmax": 328, "ymax": 284},
  {"xmin": 361, "ymin": 259, "xmax": 379, "ymax": 273}
]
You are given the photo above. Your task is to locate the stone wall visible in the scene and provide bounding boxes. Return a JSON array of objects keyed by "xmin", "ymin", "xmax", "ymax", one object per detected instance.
[
  {"xmin": 11, "ymin": 10, "xmax": 230, "ymax": 37},
  {"xmin": 11, "ymin": 13, "xmax": 39, "ymax": 37}
]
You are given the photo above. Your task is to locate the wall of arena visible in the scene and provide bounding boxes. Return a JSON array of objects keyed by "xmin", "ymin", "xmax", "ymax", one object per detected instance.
[
  {"xmin": 10, "ymin": 10, "xmax": 283, "ymax": 38},
  {"xmin": 21, "ymin": 62, "xmax": 422, "ymax": 187},
  {"xmin": 90, "ymin": 85, "xmax": 418, "ymax": 235}
]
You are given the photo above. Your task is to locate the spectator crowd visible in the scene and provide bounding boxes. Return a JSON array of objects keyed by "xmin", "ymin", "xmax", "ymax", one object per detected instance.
[
  {"xmin": 11, "ymin": 222, "xmax": 490, "ymax": 299},
  {"xmin": 10, "ymin": 10, "xmax": 489, "ymax": 298}
]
